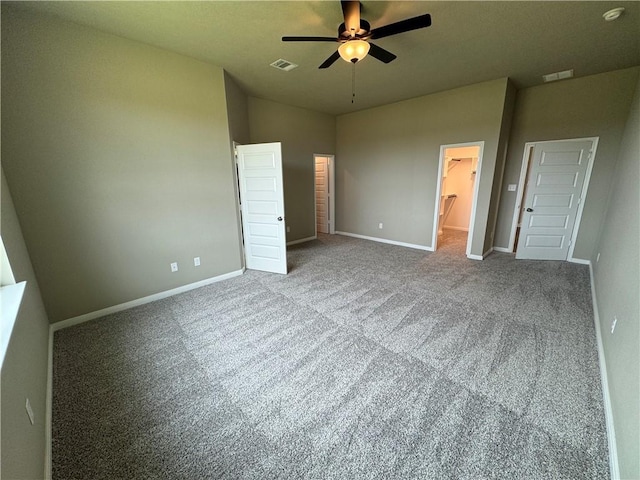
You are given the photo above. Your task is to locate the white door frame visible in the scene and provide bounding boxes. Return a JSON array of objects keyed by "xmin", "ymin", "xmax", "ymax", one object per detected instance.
[
  {"xmin": 314, "ymin": 154, "xmax": 336, "ymax": 236},
  {"xmin": 432, "ymin": 141, "xmax": 485, "ymax": 258},
  {"xmin": 232, "ymin": 141, "xmax": 246, "ymax": 269},
  {"xmin": 507, "ymin": 137, "xmax": 599, "ymax": 261}
]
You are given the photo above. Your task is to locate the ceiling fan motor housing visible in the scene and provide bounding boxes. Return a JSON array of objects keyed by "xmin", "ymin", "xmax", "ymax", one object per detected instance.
[{"xmin": 338, "ymin": 20, "xmax": 371, "ymax": 40}]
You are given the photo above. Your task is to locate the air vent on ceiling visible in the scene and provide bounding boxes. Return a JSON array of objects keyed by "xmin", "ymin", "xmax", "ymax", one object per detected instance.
[
  {"xmin": 270, "ymin": 59, "xmax": 298, "ymax": 71},
  {"xmin": 543, "ymin": 69, "xmax": 574, "ymax": 83}
]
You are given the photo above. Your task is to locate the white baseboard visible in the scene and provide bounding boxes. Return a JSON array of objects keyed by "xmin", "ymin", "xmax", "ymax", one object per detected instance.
[
  {"xmin": 568, "ymin": 256, "xmax": 591, "ymax": 265},
  {"xmin": 492, "ymin": 246, "xmax": 512, "ymax": 253},
  {"xmin": 336, "ymin": 231, "xmax": 433, "ymax": 252},
  {"xmin": 287, "ymin": 236, "xmax": 317, "ymax": 246},
  {"xmin": 51, "ymin": 269, "xmax": 244, "ymax": 332},
  {"xmin": 45, "ymin": 327, "xmax": 53, "ymax": 480},
  {"xmin": 443, "ymin": 226, "xmax": 469, "ymax": 232},
  {"xmin": 589, "ymin": 263, "xmax": 619, "ymax": 479},
  {"xmin": 467, "ymin": 247, "xmax": 493, "ymax": 261}
]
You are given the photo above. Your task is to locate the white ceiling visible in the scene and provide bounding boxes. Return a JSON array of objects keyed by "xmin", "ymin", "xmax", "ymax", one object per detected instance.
[{"xmin": 6, "ymin": 1, "xmax": 640, "ymax": 115}]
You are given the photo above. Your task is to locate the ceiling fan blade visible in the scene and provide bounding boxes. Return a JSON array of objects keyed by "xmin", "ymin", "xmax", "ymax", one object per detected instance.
[
  {"xmin": 319, "ymin": 50, "xmax": 341, "ymax": 69},
  {"xmin": 282, "ymin": 36, "xmax": 338, "ymax": 42},
  {"xmin": 341, "ymin": 1, "xmax": 361, "ymax": 37},
  {"xmin": 370, "ymin": 14, "xmax": 432, "ymax": 40},
  {"xmin": 368, "ymin": 42, "xmax": 397, "ymax": 64}
]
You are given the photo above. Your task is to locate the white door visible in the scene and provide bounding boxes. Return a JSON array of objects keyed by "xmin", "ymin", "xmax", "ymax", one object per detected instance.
[
  {"xmin": 315, "ymin": 156, "xmax": 329, "ymax": 234},
  {"xmin": 516, "ymin": 139, "xmax": 593, "ymax": 260},
  {"xmin": 237, "ymin": 143, "xmax": 287, "ymax": 274}
]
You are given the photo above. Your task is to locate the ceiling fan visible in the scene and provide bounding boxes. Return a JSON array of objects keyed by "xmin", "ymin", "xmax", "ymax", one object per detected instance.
[{"xmin": 282, "ymin": 1, "xmax": 432, "ymax": 69}]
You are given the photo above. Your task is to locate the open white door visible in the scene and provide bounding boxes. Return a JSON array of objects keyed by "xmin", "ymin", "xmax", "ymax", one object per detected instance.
[
  {"xmin": 237, "ymin": 142, "xmax": 287, "ymax": 274},
  {"xmin": 515, "ymin": 139, "xmax": 594, "ymax": 260}
]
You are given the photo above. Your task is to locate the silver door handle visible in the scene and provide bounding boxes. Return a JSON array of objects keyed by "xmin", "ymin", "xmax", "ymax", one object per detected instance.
[
  {"xmin": 526, "ymin": 208, "xmax": 533, "ymax": 212},
  {"xmin": 277, "ymin": 217, "xmax": 283, "ymax": 221}
]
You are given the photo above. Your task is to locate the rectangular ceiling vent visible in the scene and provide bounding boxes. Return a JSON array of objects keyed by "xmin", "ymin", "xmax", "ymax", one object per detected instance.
[
  {"xmin": 270, "ymin": 59, "xmax": 298, "ymax": 71},
  {"xmin": 543, "ymin": 69, "xmax": 574, "ymax": 83}
]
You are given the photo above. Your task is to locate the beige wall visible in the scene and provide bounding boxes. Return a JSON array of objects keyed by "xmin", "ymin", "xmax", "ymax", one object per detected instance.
[
  {"xmin": 248, "ymin": 97, "xmax": 336, "ymax": 242},
  {"xmin": 592, "ymin": 77, "xmax": 639, "ymax": 480},
  {"xmin": 335, "ymin": 78, "xmax": 509, "ymax": 256},
  {"xmin": 1, "ymin": 8, "xmax": 243, "ymax": 322},
  {"xmin": 1, "ymin": 171, "xmax": 51, "ymax": 479},
  {"xmin": 493, "ymin": 67, "xmax": 640, "ymax": 259},
  {"xmin": 223, "ymin": 72, "xmax": 251, "ymax": 266},
  {"xmin": 485, "ymin": 80, "xmax": 517, "ymax": 253},
  {"xmin": 224, "ymin": 71, "xmax": 250, "ymax": 146}
]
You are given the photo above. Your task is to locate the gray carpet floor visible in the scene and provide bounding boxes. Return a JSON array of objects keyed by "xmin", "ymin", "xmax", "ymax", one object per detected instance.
[{"xmin": 52, "ymin": 230, "xmax": 609, "ymax": 479}]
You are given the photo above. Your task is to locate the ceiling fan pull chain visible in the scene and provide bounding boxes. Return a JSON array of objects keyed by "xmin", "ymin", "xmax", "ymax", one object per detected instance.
[{"xmin": 352, "ymin": 62, "xmax": 356, "ymax": 103}]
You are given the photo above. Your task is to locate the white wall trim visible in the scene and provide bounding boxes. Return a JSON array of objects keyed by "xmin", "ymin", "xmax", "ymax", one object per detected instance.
[
  {"xmin": 443, "ymin": 225, "xmax": 469, "ymax": 232},
  {"xmin": 467, "ymin": 247, "xmax": 493, "ymax": 261},
  {"xmin": 567, "ymin": 137, "xmax": 599, "ymax": 260},
  {"xmin": 492, "ymin": 246, "xmax": 512, "ymax": 253},
  {"xmin": 589, "ymin": 263, "xmax": 620, "ymax": 480},
  {"xmin": 433, "ymin": 141, "xmax": 485, "ymax": 256},
  {"xmin": 51, "ymin": 269, "xmax": 244, "ymax": 332},
  {"xmin": 287, "ymin": 236, "xmax": 317, "ymax": 246},
  {"xmin": 0, "ymin": 281, "xmax": 26, "ymax": 370},
  {"xmin": 336, "ymin": 231, "xmax": 433, "ymax": 252},
  {"xmin": 507, "ymin": 144, "xmax": 533, "ymax": 251},
  {"xmin": 45, "ymin": 327, "xmax": 53, "ymax": 480},
  {"xmin": 568, "ymin": 257, "xmax": 590, "ymax": 265}
]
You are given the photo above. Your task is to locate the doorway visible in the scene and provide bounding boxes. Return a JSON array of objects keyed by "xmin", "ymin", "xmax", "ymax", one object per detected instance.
[
  {"xmin": 433, "ymin": 142, "xmax": 484, "ymax": 257},
  {"xmin": 314, "ymin": 154, "xmax": 335, "ymax": 235},
  {"xmin": 509, "ymin": 137, "xmax": 598, "ymax": 261}
]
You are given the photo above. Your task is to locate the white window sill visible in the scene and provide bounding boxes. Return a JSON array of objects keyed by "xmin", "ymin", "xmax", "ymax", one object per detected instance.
[{"xmin": 0, "ymin": 281, "xmax": 26, "ymax": 370}]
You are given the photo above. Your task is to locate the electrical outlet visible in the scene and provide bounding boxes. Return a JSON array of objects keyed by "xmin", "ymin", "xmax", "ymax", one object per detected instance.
[
  {"xmin": 378, "ymin": 223, "xmax": 383, "ymax": 229},
  {"xmin": 170, "ymin": 262, "xmax": 178, "ymax": 272},
  {"xmin": 507, "ymin": 184, "xmax": 517, "ymax": 192},
  {"xmin": 26, "ymin": 398, "xmax": 35, "ymax": 425},
  {"xmin": 610, "ymin": 316, "xmax": 618, "ymax": 334},
  {"xmin": 193, "ymin": 257, "xmax": 201, "ymax": 267},
  {"xmin": 596, "ymin": 252, "xmax": 601, "ymax": 263}
]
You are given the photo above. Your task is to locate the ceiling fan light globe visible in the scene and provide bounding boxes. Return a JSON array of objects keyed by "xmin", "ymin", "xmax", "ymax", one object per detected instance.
[{"xmin": 338, "ymin": 40, "xmax": 370, "ymax": 63}]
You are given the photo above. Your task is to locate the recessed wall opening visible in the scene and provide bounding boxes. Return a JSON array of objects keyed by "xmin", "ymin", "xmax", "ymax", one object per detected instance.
[{"xmin": 433, "ymin": 143, "xmax": 483, "ymax": 257}]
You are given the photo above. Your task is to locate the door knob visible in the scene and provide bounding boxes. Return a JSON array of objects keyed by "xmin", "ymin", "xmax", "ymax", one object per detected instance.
[
  {"xmin": 277, "ymin": 216, "xmax": 283, "ymax": 221},
  {"xmin": 526, "ymin": 208, "xmax": 534, "ymax": 212}
]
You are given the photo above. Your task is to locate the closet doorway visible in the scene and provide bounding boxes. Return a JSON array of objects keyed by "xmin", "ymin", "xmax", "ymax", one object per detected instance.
[
  {"xmin": 314, "ymin": 154, "xmax": 335, "ymax": 235},
  {"xmin": 432, "ymin": 142, "xmax": 484, "ymax": 257}
]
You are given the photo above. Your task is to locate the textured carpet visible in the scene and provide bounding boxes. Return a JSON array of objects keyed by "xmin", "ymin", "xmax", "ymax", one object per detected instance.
[{"xmin": 52, "ymin": 230, "xmax": 609, "ymax": 479}]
